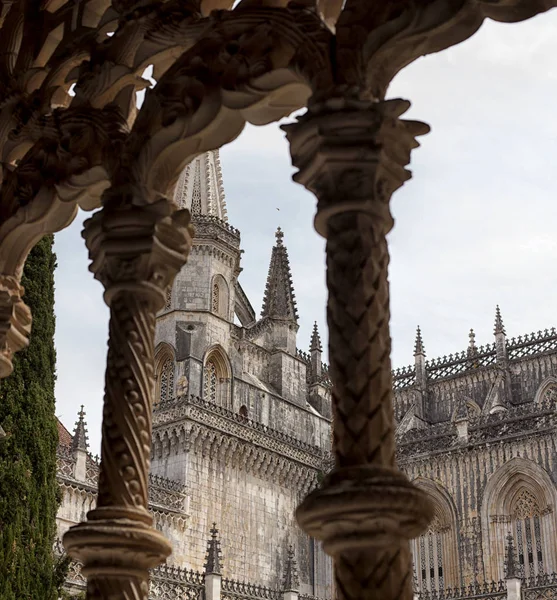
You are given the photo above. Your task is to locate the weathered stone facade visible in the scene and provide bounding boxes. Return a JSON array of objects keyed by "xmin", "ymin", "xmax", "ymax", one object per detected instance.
[{"xmin": 396, "ymin": 317, "xmax": 557, "ymax": 595}]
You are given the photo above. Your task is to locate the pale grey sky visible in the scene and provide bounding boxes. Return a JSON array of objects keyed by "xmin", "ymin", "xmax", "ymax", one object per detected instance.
[{"xmin": 54, "ymin": 12, "xmax": 557, "ymax": 451}]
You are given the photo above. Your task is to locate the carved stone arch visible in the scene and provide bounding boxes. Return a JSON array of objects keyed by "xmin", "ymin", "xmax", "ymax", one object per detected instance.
[
  {"xmin": 481, "ymin": 457, "xmax": 557, "ymax": 580},
  {"xmin": 412, "ymin": 478, "xmax": 460, "ymax": 592},
  {"xmin": 155, "ymin": 343, "xmax": 176, "ymax": 405},
  {"xmin": 202, "ymin": 344, "xmax": 232, "ymax": 408},
  {"xmin": 533, "ymin": 376, "xmax": 557, "ymax": 405},
  {"xmin": 211, "ymin": 274, "xmax": 230, "ymax": 320},
  {"xmin": 466, "ymin": 398, "xmax": 481, "ymax": 416}
]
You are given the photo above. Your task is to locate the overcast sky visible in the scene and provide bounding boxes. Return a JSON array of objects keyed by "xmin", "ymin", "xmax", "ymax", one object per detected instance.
[{"xmin": 53, "ymin": 13, "xmax": 557, "ymax": 451}]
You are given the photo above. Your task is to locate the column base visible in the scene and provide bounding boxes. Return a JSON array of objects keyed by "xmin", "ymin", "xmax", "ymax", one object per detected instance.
[
  {"xmin": 297, "ymin": 465, "xmax": 433, "ymax": 554},
  {"xmin": 63, "ymin": 506, "xmax": 171, "ymax": 581}
]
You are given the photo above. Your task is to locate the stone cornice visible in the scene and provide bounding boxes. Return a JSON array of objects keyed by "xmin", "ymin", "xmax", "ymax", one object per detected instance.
[{"xmin": 153, "ymin": 395, "xmax": 326, "ymax": 471}]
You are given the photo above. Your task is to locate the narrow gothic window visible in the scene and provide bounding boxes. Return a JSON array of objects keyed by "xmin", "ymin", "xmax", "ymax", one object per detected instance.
[
  {"xmin": 239, "ymin": 405, "xmax": 248, "ymax": 420},
  {"xmin": 513, "ymin": 489, "xmax": 545, "ymax": 577},
  {"xmin": 413, "ymin": 516, "xmax": 446, "ymax": 593},
  {"xmin": 204, "ymin": 360, "xmax": 218, "ymax": 403},
  {"xmin": 159, "ymin": 358, "xmax": 174, "ymax": 404},
  {"xmin": 212, "ymin": 281, "xmax": 219, "ymax": 314},
  {"xmin": 165, "ymin": 286, "xmax": 172, "ymax": 311}
]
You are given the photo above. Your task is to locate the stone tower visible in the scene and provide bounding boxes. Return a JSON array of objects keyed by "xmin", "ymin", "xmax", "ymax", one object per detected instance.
[{"xmin": 150, "ymin": 151, "xmax": 333, "ymax": 596}]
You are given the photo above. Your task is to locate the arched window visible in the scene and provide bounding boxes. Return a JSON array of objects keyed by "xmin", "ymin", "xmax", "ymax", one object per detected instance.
[
  {"xmin": 481, "ymin": 457, "xmax": 557, "ymax": 580},
  {"xmin": 211, "ymin": 275, "xmax": 229, "ymax": 320},
  {"xmin": 155, "ymin": 344, "xmax": 176, "ymax": 405},
  {"xmin": 411, "ymin": 480, "xmax": 459, "ymax": 593},
  {"xmin": 512, "ymin": 489, "xmax": 545, "ymax": 577},
  {"xmin": 204, "ymin": 360, "xmax": 218, "ymax": 402},
  {"xmin": 239, "ymin": 405, "xmax": 248, "ymax": 420},
  {"xmin": 159, "ymin": 358, "xmax": 174, "ymax": 403},
  {"xmin": 202, "ymin": 347, "xmax": 231, "ymax": 408}
]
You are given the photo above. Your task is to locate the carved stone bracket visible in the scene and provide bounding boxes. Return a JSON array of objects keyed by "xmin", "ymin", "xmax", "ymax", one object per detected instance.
[
  {"xmin": 0, "ymin": 275, "xmax": 31, "ymax": 378},
  {"xmin": 63, "ymin": 194, "xmax": 193, "ymax": 599},
  {"xmin": 284, "ymin": 97, "xmax": 433, "ymax": 600}
]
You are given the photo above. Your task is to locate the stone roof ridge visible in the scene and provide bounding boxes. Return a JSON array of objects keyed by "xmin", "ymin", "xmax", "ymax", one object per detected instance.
[
  {"xmin": 204, "ymin": 523, "xmax": 223, "ymax": 574},
  {"xmin": 282, "ymin": 545, "xmax": 300, "ymax": 592},
  {"xmin": 310, "ymin": 321, "xmax": 323, "ymax": 352},
  {"xmin": 260, "ymin": 227, "xmax": 299, "ymax": 322},
  {"xmin": 173, "ymin": 150, "xmax": 228, "ymax": 221},
  {"xmin": 71, "ymin": 405, "xmax": 89, "ymax": 452}
]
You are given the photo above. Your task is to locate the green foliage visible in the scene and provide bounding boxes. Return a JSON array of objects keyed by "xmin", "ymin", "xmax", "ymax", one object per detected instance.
[{"xmin": 0, "ymin": 236, "xmax": 59, "ymax": 600}]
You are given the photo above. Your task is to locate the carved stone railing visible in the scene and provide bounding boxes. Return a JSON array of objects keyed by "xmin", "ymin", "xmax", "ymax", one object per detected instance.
[
  {"xmin": 416, "ymin": 581, "xmax": 506, "ymax": 600},
  {"xmin": 392, "ymin": 365, "xmax": 417, "ymax": 390},
  {"xmin": 150, "ymin": 565, "xmax": 205, "ymax": 600},
  {"xmin": 300, "ymin": 594, "xmax": 329, "ymax": 600},
  {"xmin": 56, "ymin": 446, "xmax": 188, "ymax": 513},
  {"xmin": 523, "ymin": 573, "xmax": 557, "ymax": 600},
  {"xmin": 154, "ymin": 394, "xmax": 324, "ymax": 461},
  {"xmin": 221, "ymin": 577, "xmax": 281, "ymax": 600},
  {"xmin": 397, "ymin": 399, "xmax": 557, "ymax": 460},
  {"xmin": 507, "ymin": 328, "xmax": 557, "ymax": 360}
]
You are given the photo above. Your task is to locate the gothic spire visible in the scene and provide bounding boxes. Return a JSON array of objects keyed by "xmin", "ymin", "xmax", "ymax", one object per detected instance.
[
  {"xmin": 494, "ymin": 305, "xmax": 506, "ymax": 336},
  {"xmin": 71, "ymin": 405, "xmax": 89, "ymax": 452},
  {"xmin": 504, "ymin": 533, "xmax": 519, "ymax": 579},
  {"xmin": 282, "ymin": 545, "xmax": 299, "ymax": 592},
  {"xmin": 204, "ymin": 523, "xmax": 223, "ymax": 575},
  {"xmin": 468, "ymin": 328, "xmax": 478, "ymax": 357},
  {"xmin": 414, "ymin": 326, "xmax": 425, "ymax": 356},
  {"xmin": 174, "ymin": 150, "xmax": 227, "ymax": 221},
  {"xmin": 310, "ymin": 321, "xmax": 322, "ymax": 353},
  {"xmin": 261, "ymin": 228, "xmax": 298, "ymax": 322}
]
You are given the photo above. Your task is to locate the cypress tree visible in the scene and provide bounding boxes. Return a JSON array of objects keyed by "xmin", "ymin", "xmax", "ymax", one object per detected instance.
[{"xmin": 0, "ymin": 235, "xmax": 59, "ymax": 599}]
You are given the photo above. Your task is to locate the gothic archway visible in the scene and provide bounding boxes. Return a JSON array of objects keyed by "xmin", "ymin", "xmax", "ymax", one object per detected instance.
[
  {"xmin": 481, "ymin": 457, "xmax": 557, "ymax": 580},
  {"xmin": 211, "ymin": 275, "xmax": 230, "ymax": 320},
  {"xmin": 202, "ymin": 345, "xmax": 232, "ymax": 409},
  {"xmin": 411, "ymin": 479, "xmax": 460, "ymax": 592}
]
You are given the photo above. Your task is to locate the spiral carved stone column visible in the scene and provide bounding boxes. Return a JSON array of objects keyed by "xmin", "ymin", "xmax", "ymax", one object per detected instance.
[
  {"xmin": 64, "ymin": 194, "xmax": 193, "ymax": 599},
  {"xmin": 284, "ymin": 97, "xmax": 434, "ymax": 600}
]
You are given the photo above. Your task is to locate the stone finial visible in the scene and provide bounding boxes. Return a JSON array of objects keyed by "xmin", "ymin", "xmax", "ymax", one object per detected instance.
[
  {"xmin": 504, "ymin": 533, "xmax": 519, "ymax": 579},
  {"xmin": 310, "ymin": 321, "xmax": 322, "ymax": 353},
  {"xmin": 494, "ymin": 305, "xmax": 506, "ymax": 336},
  {"xmin": 282, "ymin": 545, "xmax": 299, "ymax": 592},
  {"xmin": 261, "ymin": 228, "xmax": 298, "ymax": 322},
  {"xmin": 468, "ymin": 328, "xmax": 478, "ymax": 357},
  {"xmin": 414, "ymin": 326, "xmax": 425, "ymax": 356},
  {"xmin": 71, "ymin": 405, "xmax": 89, "ymax": 452},
  {"xmin": 204, "ymin": 523, "xmax": 223, "ymax": 575},
  {"xmin": 453, "ymin": 395, "xmax": 469, "ymax": 422}
]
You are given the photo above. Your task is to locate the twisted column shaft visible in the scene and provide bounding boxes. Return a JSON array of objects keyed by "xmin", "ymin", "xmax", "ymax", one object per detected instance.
[
  {"xmin": 284, "ymin": 97, "xmax": 433, "ymax": 600},
  {"xmin": 64, "ymin": 198, "xmax": 193, "ymax": 599}
]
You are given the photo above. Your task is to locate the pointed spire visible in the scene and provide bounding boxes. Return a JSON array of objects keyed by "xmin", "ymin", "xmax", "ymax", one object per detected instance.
[
  {"xmin": 174, "ymin": 150, "xmax": 227, "ymax": 221},
  {"xmin": 414, "ymin": 326, "xmax": 425, "ymax": 356},
  {"xmin": 310, "ymin": 321, "xmax": 322, "ymax": 353},
  {"xmin": 468, "ymin": 328, "xmax": 478, "ymax": 357},
  {"xmin": 282, "ymin": 545, "xmax": 299, "ymax": 592},
  {"xmin": 71, "ymin": 405, "xmax": 89, "ymax": 452},
  {"xmin": 261, "ymin": 228, "xmax": 298, "ymax": 322},
  {"xmin": 204, "ymin": 523, "xmax": 223, "ymax": 575},
  {"xmin": 504, "ymin": 533, "xmax": 519, "ymax": 579},
  {"xmin": 494, "ymin": 305, "xmax": 506, "ymax": 336}
]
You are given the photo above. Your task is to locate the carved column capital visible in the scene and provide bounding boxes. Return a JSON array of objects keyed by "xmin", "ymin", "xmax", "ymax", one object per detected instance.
[
  {"xmin": 0, "ymin": 275, "xmax": 32, "ymax": 378},
  {"xmin": 283, "ymin": 97, "xmax": 429, "ymax": 238},
  {"xmin": 64, "ymin": 196, "xmax": 193, "ymax": 599}
]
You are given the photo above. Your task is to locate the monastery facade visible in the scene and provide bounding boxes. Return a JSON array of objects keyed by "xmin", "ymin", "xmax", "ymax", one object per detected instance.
[{"xmin": 55, "ymin": 151, "xmax": 557, "ymax": 600}]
